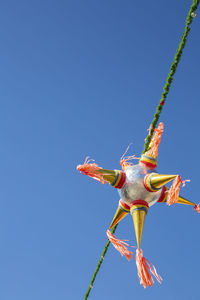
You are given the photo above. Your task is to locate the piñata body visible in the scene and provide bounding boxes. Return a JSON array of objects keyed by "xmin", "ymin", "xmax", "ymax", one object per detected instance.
[{"xmin": 119, "ymin": 164, "xmax": 162, "ymax": 207}]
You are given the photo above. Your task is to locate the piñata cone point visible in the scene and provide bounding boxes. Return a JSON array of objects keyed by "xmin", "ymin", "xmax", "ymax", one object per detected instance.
[
  {"xmin": 178, "ymin": 195, "xmax": 194, "ymax": 206},
  {"xmin": 109, "ymin": 202, "xmax": 129, "ymax": 229},
  {"xmin": 131, "ymin": 207, "xmax": 147, "ymax": 248},
  {"xmin": 150, "ymin": 174, "xmax": 177, "ymax": 189},
  {"xmin": 98, "ymin": 169, "xmax": 126, "ymax": 189}
]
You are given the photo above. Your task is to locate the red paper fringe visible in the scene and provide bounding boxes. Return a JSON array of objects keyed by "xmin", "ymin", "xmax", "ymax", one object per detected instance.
[
  {"xmin": 167, "ymin": 175, "xmax": 182, "ymax": 205},
  {"xmin": 120, "ymin": 144, "xmax": 139, "ymax": 171},
  {"xmin": 167, "ymin": 176, "xmax": 190, "ymax": 206},
  {"xmin": 77, "ymin": 157, "xmax": 106, "ymax": 184},
  {"xmin": 107, "ymin": 229, "xmax": 133, "ymax": 261},
  {"xmin": 135, "ymin": 248, "xmax": 162, "ymax": 288},
  {"xmin": 194, "ymin": 203, "xmax": 200, "ymax": 214},
  {"xmin": 120, "ymin": 155, "xmax": 138, "ymax": 171},
  {"xmin": 146, "ymin": 122, "xmax": 164, "ymax": 158}
]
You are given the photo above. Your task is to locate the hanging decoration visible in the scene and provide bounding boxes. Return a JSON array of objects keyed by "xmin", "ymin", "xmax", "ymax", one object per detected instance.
[
  {"xmin": 77, "ymin": 1, "xmax": 199, "ymax": 298},
  {"xmin": 77, "ymin": 122, "xmax": 199, "ymax": 288}
]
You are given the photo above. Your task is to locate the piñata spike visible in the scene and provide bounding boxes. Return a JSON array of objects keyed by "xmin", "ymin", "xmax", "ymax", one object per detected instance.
[
  {"xmin": 177, "ymin": 195, "xmax": 194, "ymax": 206},
  {"xmin": 158, "ymin": 190, "xmax": 195, "ymax": 206},
  {"xmin": 109, "ymin": 200, "xmax": 130, "ymax": 229},
  {"xmin": 107, "ymin": 200, "xmax": 133, "ymax": 260},
  {"xmin": 130, "ymin": 200, "xmax": 149, "ymax": 248},
  {"xmin": 97, "ymin": 169, "xmax": 116, "ymax": 175},
  {"xmin": 77, "ymin": 158, "xmax": 126, "ymax": 188},
  {"xmin": 96, "ymin": 169, "xmax": 126, "ymax": 188},
  {"xmin": 158, "ymin": 188, "xmax": 199, "ymax": 216},
  {"xmin": 132, "ymin": 210, "xmax": 146, "ymax": 248},
  {"xmin": 105, "ymin": 170, "xmax": 126, "ymax": 189},
  {"xmin": 144, "ymin": 173, "xmax": 177, "ymax": 192}
]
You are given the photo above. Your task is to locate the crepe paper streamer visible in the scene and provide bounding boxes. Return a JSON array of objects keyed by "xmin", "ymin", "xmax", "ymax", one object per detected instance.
[{"xmin": 78, "ymin": 0, "xmax": 200, "ymax": 297}]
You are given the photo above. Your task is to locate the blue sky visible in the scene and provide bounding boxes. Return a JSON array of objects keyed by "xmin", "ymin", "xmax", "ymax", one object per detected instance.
[{"xmin": 0, "ymin": 0, "xmax": 199, "ymax": 299}]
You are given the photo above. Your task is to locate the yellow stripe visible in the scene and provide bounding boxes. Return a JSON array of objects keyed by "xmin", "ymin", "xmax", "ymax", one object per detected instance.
[{"xmin": 141, "ymin": 156, "xmax": 157, "ymax": 166}]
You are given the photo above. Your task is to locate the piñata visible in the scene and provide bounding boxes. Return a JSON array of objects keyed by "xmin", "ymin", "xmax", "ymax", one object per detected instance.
[{"xmin": 77, "ymin": 122, "xmax": 199, "ymax": 288}]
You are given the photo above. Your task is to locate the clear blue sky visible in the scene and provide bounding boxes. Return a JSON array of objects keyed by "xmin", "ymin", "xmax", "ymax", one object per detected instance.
[{"xmin": 0, "ymin": 0, "xmax": 199, "ymax": 299}]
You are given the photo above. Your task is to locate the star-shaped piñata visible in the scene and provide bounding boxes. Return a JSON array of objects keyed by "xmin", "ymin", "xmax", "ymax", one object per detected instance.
[{"xmin": 77, "ymin": 122, "xmax": 200, "ymax": 288}]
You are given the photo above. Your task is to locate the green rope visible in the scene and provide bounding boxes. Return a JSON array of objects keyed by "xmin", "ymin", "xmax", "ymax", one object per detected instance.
[
  {"xmin": 142, "ymin": 0, "xmax": 199, "ymax": 154},
  {"xmin": 84, "ymin": 225, "xmax": 118, "ymax": 300},
  {"xmin": 84, "ymin": 1, "xmax": 199, "ymax": 299}
]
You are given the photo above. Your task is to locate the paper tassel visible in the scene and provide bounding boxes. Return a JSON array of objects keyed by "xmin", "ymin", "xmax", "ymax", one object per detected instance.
[
  {"xmin": 167, "ymin": 176, "xmax": 190, "ymax": 206},
  {"xmin": 120, "ymin": 145, "xmax": 138, "ymax": 170},
  {"xmin": 167, "ymin": 175, "xmax": 182, "ymax": 205},
  {"xmin": 77, "ymin": 157, "xmax": 106, "ymax": 184},
  {"xmin": 146, "ymin": 122, "xmax": 164, "ymax": 158},
  {"xmin": 107, "ymin": 229, "xmax": 133, "ymax": 261},
  {"xmin": 120, "ymin": 155, "xmax": 138, "ymax": 171},
  {"xmin": 135, "ymin": 248, "xmax": 162, "ymax": 288},
  {"xmin": 194, "ymin": 203, "xmax": 200, "ymax": 214}
]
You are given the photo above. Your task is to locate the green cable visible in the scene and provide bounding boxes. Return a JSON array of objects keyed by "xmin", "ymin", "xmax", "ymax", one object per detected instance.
[
  {"xmin": 142, "ymin": 0, "xmax": 199, "ymax": 154},
  {"xmin": 84, "ymin": 1, "xmax": 199, "ymax": 298},
  {"xmin": 84, "ymin": 225, "xmax": 118, "ymax": 300}
]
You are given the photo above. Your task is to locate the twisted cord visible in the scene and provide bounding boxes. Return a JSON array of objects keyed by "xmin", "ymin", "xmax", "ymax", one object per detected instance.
[
  {"xmin": 84, "ymin": 225, "xmax": 118, "ymax": 300},
  {"xmin": 84, "ymin": 1, "xmax": 199, "ymax": 298},
  {"xmin": 142, "ymin": 0, "xmax": 199, "ymax": 154}
]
